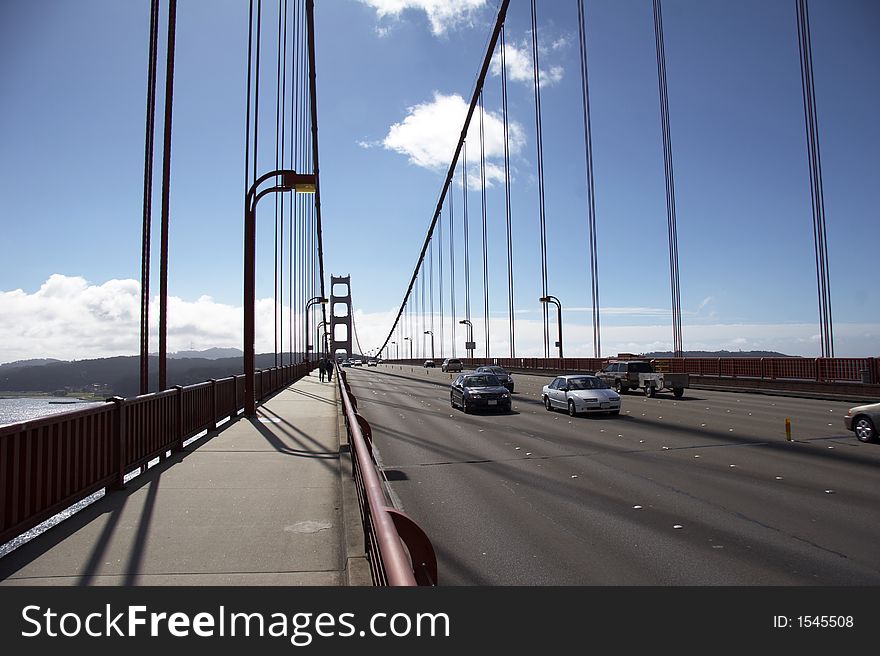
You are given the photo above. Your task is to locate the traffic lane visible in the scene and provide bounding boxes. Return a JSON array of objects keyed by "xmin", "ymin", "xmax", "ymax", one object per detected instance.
[
  {"xmin": 365, "ymin": 365, "xmax": 869, "ymax": 455},
  {"xmin": 342, "ymin": 366, "xmax": 876, "ymax": 584}
]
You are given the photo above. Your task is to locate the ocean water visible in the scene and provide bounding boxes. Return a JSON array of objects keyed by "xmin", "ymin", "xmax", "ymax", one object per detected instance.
[{"xmin": 0, "ymin": 396, "xmax": 105, "ymax": 427}]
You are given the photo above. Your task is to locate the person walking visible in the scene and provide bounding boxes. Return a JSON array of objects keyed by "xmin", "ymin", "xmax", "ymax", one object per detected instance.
[
  {"xmin": 325, "ymin": 358, "xmax": 333, "ymax": 383},
  {"xmin": 318, "ymin": 358, "xmax": 326, "ymax": 382}
]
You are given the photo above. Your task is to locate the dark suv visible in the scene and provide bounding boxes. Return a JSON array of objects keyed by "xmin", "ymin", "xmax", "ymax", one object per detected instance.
[{"xmin": 595, "ymin": 360, "xmax": 654, "ymax": 393}]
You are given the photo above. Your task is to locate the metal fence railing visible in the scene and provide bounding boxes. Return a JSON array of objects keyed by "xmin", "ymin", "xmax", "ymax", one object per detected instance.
[
  {"xmin": 1, "ymin": 362, "xmax": 314, "ymax": 546},
  {"xmin": 336, "ymin": 365, "xmax": 437, "ymax": 586},
  {"xmin": 383, "ymin": 356, "xmax": 879, "ymax": 385}
]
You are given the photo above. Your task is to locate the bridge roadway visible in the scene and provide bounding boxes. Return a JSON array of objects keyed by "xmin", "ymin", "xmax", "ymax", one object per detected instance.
[
  {"xmin": 346, "ymin": 364, "xmax": 880, "ymax": 585},
  {"xmin": 0, "ymin": 371, "xmax": 368, "ymax": 586}
]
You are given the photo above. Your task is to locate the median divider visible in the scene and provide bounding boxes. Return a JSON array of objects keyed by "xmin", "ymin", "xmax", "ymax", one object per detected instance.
[{"xmin": 336, "ymin": 364, "xmax": 437, "ymax": 586}]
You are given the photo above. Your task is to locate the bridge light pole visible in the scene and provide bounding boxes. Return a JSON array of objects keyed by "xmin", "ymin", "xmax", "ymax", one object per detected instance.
[
  {"xmin": 317, "ymin": 320, "xmax": 328, "ymax": 360},
  {"xmin": 459, "ymin": 319, "xmax": 474, "ymax": 359},
  {"xmin": 424, "ymin": 330, "xmax": 435, "ymax": 360},
  {"xmin": 305, "ymin": 296, "xmax": 328, "ymax": 364},
  {"xmin": 244, "ymin": 169, "xmax": 316, "ymax": 417},
  {"xmin": 539, "ymin": 295, "xmax": 563, "ymax": 358},
  {"xmin": 403, "ymin": 336, "xmax": 412, "ymax": 360}
]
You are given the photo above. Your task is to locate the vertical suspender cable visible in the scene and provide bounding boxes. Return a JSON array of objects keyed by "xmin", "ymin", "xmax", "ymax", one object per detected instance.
[
  {"xmin": 438, "ymin": 210, "xmax": 444, "ymax": 358},
  {"xmin": 479, "ymin": 92, "xmax": 490, "ymax": 359},
  {"xmin": 652, "ymin": 0, "xmax": 683, "ymax": 357},
  {"xmin": 158, "ymin": 0, "xmax": 178, "ymax": 392},
  {"xmin": 576, "ymin": 0, "xmax": 601, "ymax": 358},
  {"xmin": 274, "ymin": 0, "xmax": 283, "ymax": 367},
  {"xmin": 280, "ymin": 0, "xmax": 288, "ymax": 365},
  {"xmin": 500, "ymin": 26, "xmax": 515, "ymax": 358},
  {"xmin": 305, "ymin": 0, "xmax": 327, "ymax": 336},
  {"xmin": 450, "ymin": 196, "xmax": 456, "ymax": 358},
  {"xmin": 140, "ymin": 0, "xmax": 160, "ymax": 394},
  {"xmin": 796, "ymin": 0, "xmax": 833, "ymax": 357},
  {"xmin": 462, "ymin": 142, "xmax": 472, "ymax": 358},
  {"xmin": 530, "ymin": 0, "xmax": 550, "ymax": 358},
  {"xmin": 430, "ymin": 236, "xmax": 435, "ymax": 358}
]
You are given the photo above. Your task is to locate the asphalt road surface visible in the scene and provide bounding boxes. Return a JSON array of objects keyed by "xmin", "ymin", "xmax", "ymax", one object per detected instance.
[{"xmin": 342, "ymin": 364, "xmax": 880, "ymax": 585}]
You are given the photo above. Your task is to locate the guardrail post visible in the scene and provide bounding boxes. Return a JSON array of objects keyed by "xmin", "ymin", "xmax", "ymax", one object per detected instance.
[
  {"xmin": 109, "ymin": 396, "xmax": 126, "ymax": 490},
  {"xmin": 174, "ymin": 385, "xmax": 185, "ymax": 453},
  {"xmin": 210, "ymin": 379, "xmax": 218, "ymax": 431}
]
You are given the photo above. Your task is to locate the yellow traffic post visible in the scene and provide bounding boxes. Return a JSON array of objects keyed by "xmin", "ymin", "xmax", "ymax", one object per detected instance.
[{"xmin": 785, "ymin": 417, "xmax": 792, "ymax": 441}]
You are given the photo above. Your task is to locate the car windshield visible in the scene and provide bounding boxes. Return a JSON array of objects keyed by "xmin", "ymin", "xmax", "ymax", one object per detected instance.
[
  {"xmin": 567, "ymin": 377, "xmax": 606, "ymax": 390},
  {"xmin": 463, "ymin": 375, "xmax": 501, "ymax": 387}
]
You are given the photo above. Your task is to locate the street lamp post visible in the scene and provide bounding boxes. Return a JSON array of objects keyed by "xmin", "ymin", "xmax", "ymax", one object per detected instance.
[
  {"xmin": 244, "ymin": 169, "xmax": 316, "ymax": 417},
  {"xmin": 424, "ymin": 330, "xmax": 435, "ymax": 360},
  {"xmin": 304, "ymin": 296, "xmax": 328, "ymax": 364},
  {"xmin": 459, "ymin": 319, "xmax": 474, "ymax": 359},
  {"xmin": 539, "ymin": 295, "xmax": 563, "ymax": 358},
  {"xmin": 317, "ymin": 320, "xmax": 328, "ymax": 360},
  {"xmin": 403, "ymin": 336, "xmax": 412, "ymax": 360}
]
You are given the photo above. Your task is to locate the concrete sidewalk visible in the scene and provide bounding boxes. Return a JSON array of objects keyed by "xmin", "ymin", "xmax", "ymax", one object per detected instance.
[{"xmin": 0, "ymin": 370, "xmax": 368, "ymax": 586}]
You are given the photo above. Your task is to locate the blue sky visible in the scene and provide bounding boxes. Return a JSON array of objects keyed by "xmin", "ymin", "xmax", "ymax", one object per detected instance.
[{"xmin": 1, "ymin": 0, "xmax": 878, "ymax": 364}]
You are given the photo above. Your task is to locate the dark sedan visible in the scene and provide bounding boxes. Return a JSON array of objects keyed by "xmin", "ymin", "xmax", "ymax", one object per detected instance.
[
  {"xmin": 450, "ymin": 373, "xmax": 511, "ymax": 414},
  {"xmin": 474, "ymin": 365, "xmax": 515, "ymax": 392}
]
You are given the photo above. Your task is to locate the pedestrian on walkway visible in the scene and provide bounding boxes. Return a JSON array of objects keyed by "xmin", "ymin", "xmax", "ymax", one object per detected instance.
[
  {"xmin": 318, "ymin": 358, "xmax": 326, "ymax": 382},
  {"xmin": 325, "ymin": 358, "xmax": 333, "ymax": 383}
]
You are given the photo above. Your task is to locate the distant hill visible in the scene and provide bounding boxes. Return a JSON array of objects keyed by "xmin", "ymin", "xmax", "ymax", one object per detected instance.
[
  {"xmin": 642, "ymin": 350, "xmax": 795, "ymax": 358},
  {"xmin": 0, "ymin": 352, "xmax": 307, "ymax": 398},
  {"xmin": 168, "ymin": 347, "xmax": 243, "ymax": 360},
  {"xmin": 0, "ymin": 358, "xmax": 63, "ymax": 370}
]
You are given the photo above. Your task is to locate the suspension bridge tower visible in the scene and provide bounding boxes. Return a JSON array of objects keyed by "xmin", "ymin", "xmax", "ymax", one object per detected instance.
[{"xmin": 329, "ymin": 275, "xmax": 353, "ymax": 361}]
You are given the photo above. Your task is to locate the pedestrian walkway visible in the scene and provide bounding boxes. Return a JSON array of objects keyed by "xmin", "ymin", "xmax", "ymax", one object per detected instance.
[{"xmin": 0, "ymin": 371, "xmax": 367, "ymax": 586}]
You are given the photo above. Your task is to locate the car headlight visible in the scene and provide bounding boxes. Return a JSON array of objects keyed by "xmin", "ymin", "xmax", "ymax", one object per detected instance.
[
  {"xmin": 471, "ymin": 393, "xmax": 481, "ymax": 399},
  {"xmin": 501, "ymin": 393, "xmax": 509, "ymax": 398}
]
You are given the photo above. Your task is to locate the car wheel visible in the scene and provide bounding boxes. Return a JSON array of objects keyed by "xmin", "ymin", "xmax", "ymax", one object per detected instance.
[
  {"xmin": 568, "ymin": 400, "xmax": 578, "ymax": 417},
  {"xmin": 450, "ymin": 392, "xmax": 457, "ymax": 409},
  {"xmin": 615, "ymin": 380, "xmax": 625, "ymax": 394},
  {"xmin": 673, "ymin": 388, "xmax": 684, "ymax": 398},
  {"xmin": 644, "ymin": 385, "xmax": 656, "ymax": 398},
  {"xmin": 854, "ymin": 416, "xmax": 877, "ymax": 443},
  {"xmin": 543, "ymin": 395, "xmax": 553, "ymax": 411}
]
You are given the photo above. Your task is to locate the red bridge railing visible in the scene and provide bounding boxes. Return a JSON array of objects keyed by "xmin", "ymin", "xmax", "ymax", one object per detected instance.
[
  {"xmin": 0, "ymin": 362, "xmax": 314, "ymax": 546},
  {"xmin": 336, "ymin": 365, "xmax": 437, "ymax": 586},
  {"xmin": 386, "ymin": 356, "xmax": 880, "ymax": 386}
]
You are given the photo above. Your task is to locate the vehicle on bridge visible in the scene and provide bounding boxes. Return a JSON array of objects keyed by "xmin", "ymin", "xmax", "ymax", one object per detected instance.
[
  {"xmin": 423, "ymin": 359, "xmax": 436, "ymax": 368},
  {"xmin": 595, "ymin": 359, "xmax": 689, "ymax": 398},
  {"xmin": 542, "ymin": 374, "xmax": 621, "ymax": 417},
  {"xmin": 441, "ymin": 358, "xmax": 463, "ymax": 373},
  {"xmin": 450, "ymin": 373, "xmax": 511, "ymax": 414},
  {"xmin": 367, "ymin": 359, "xmax": 378, "ymax": 367},
  {"xmin": 844, "ymin": 401, "xmax": 879, "ymax": 443},
  {"xmin": 475, "ymin": 365, "xmax": 514, "ymax": 392}
]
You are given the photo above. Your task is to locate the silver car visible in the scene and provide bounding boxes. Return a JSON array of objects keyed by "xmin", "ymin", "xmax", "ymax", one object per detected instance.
[
  {"xmin": 542, "ymin": 374, "xmax": 621, "ymax": 417},
  {"xmin": 844, "ymin": 401, "xmax": 880, "ymax": 443}
]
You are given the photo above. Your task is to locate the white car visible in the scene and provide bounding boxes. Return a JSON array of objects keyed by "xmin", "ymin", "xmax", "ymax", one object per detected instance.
[
  {"xmin": 542, "ymin": 374, "xmax": 621, "ymax": 417},
  {"xmin": 367, "ymin": 359, "xmax": 378, "ymax": 367},
  {"xmin": 844, "ymin": 401, "xmax": 879, "ymax": 443}
]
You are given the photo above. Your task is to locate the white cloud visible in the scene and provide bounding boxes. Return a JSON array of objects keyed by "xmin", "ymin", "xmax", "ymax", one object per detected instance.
[
  {"xmin": 380, "ymin": 91, "xmax": 525, "ymax": 185},
  {"xmin": 490, "ymin": 37, "xmax": 565, "ymax": 87},
  {"xmin": 4, "ymin": 276, "xmax": 877, "ymax": 364},
  {"xmin": 359, "ymin": 0, "xmax": 487, "ymax": 36},
  {"xmin": 0, "ymin": 275, "xmax": 306, "ymax": 364}
]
